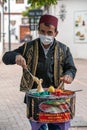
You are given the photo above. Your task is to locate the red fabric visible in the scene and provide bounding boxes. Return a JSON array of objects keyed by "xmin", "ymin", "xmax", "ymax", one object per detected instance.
[
  {"xmin": 38, "ymin": 112, "xmax": 70, "ymax": 123},
  {"xmin": 39, "ymin": 14, "xmax": 58, "ymax": 28}
]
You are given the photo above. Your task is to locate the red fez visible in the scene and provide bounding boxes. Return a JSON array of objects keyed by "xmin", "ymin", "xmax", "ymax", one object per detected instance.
[{"xmin": 39, "ymin": 14, "xmax": 58, "ymax": 28}]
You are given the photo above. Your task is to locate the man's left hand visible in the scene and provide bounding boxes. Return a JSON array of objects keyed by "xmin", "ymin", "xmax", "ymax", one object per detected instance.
[{"xmin": 60, "ymin": 75, "xmax": 73, "ymax": 84}]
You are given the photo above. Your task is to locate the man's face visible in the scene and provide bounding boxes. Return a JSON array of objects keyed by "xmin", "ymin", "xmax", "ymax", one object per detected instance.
[{"xmin": 38, "ymin": 23, "xmax": 58, "ymax": 37}]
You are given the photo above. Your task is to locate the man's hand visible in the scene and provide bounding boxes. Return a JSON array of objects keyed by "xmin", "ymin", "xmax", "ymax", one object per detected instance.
[
  {"xmin": 60, "ymin": 75, "xmax": 73, "ymax": 84},
  {"xmin": 15, "ymin": 55, "xmax": 27, "ymax": 69}
]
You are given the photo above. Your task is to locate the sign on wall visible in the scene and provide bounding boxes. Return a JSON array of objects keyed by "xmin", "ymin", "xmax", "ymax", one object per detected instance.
[{"xmin": 74, "ymin": 11, "xmax": 87, "ymax": 43}]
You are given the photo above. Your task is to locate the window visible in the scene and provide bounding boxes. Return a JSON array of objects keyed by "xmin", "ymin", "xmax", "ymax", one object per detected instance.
[{"xmin": 16, "ymin": 0, "xmax": 24, "ymax": 4}]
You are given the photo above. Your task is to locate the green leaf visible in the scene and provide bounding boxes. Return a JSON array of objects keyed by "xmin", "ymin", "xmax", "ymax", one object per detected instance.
[{"xmin": 22, "ymin": 0, "xmax": 58, "ymax": 17}]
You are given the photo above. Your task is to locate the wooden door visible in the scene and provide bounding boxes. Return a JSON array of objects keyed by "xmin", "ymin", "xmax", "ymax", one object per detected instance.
[{"xmin": 20, "ymin": 25, "xmax": 31, "ymax": 42}]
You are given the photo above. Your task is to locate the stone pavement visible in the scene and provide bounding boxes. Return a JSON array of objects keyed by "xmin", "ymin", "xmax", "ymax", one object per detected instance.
[{"xmin": 0, "ymin": 44, "xmax": 87, "ymax": 130}]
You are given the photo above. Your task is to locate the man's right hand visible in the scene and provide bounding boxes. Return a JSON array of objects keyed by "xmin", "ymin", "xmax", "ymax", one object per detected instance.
[{"xmin": 15, "ymin": 55, "xmax": 27, "ymax": 69}]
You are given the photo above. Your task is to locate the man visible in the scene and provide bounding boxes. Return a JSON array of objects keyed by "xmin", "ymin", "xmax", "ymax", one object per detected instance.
[{"xmin": 2, "ymin": 14, "xmax": 77, "ymax": 130}]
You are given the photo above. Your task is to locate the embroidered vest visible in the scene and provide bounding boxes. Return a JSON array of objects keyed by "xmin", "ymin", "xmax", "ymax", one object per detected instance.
[{"xmin": 20, "ymin": 39, "xmax": 65, "ymax": 92}]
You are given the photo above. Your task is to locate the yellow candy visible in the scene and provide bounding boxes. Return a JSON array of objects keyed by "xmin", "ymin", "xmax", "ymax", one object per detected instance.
[{"xmin": 48, "ymin": 86, "xmax": 55, "ymax": 92}]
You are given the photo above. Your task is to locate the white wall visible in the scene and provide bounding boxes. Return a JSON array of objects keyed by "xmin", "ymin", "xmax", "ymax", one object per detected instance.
[
  {"xmin": 0, "ymin": 6, "xmax": 3, "ymax": 62},
  {"xmin": 4, "ymin": 14, "xmax": 22, "ymax": 43},
  {"xmin": 50, "ymin": 0, "xmax": 87, "ymax": 59}
]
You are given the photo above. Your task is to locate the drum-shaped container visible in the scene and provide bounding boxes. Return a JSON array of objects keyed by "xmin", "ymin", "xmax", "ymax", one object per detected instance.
[{"xmin": 25, "ymin": 89, "xmax": 76, "ymax": 123}]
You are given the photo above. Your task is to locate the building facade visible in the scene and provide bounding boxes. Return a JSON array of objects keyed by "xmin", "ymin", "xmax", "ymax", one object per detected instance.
[
  {"xmin": 0, "ymin": 0, "xmax": 87, "ymax": 61},
  {"xmin": 3, "ymin": 0, "xmax": 30, "ymax": 44},
  {"xmin": 49, "ymin": 0, "xmax": 87, "ymax": 59}
]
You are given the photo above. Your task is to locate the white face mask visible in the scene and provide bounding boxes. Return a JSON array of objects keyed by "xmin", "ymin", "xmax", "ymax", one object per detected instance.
[{"xmin": 39, "ymin": 34, "xmax": 54, "ymax": 45}]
